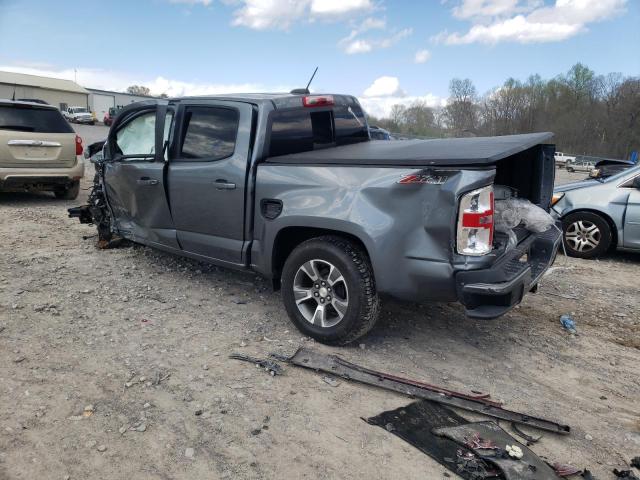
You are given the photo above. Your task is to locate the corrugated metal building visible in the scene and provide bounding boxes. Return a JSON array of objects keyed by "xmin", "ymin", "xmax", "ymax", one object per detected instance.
[
  {"xmin": 87, "ymin": 88, "xmax": 154, "ymax": 123},
  {"xmin": 0, "ymin": 71, "xmax": 89, "ymax": 110}
]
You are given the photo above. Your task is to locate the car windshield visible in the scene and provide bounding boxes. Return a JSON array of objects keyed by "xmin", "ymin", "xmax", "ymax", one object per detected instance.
[{"xmin": 73, "ymin": 108, "xmax": 88, "ymax": 113}]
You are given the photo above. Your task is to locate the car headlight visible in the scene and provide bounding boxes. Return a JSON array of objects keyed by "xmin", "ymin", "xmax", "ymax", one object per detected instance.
[{"xmin": 551, "ymin": 192, "xmax": 565, "ymax": 206}]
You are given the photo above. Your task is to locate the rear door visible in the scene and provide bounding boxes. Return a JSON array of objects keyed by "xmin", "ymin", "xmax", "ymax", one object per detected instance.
[
  {"xmin": 103, "ymin": 100, "xmax": 179, "ymax": 249},
  {"xmin": 0, "ymin": 103, "xmax": 76, "ymax": 168},
  {"xmin": 168, "ymin": 100, "xmax": 253, "ymax": 265}
]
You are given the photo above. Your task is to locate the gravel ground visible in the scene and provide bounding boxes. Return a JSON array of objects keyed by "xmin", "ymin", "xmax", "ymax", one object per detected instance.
[{"xmin": 1, "ymin": 130, "xmax": 639, "ymax": 480}]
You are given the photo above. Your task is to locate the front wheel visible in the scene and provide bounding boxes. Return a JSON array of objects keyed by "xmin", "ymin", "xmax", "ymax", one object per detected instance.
[
  {"xmin": 562, "ymin": 212, "xmax": 611, "ymax": 259},
  {"xmin": 281, "ymin": 236, "xmax": 380, "ymax": 345}
]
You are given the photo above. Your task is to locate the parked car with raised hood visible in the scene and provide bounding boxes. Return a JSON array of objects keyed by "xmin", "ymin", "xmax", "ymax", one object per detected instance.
[
  {"xmin": 551, "ymin": 165, "xmax": 640, "ymax": 258},
  {"xmin": 589, "ymin": 158, "xmax": 636, "ymax": 179},
  {"xmin": 64, "ymin": 106, "xmax": 94, "ymax": 125},
  {"xmin": 69, "ymin": 93, "xmax": 560, "ymax": 345},
  {"xmin": 0, "ymin": 99, "xmax": 84, "ymax": 199}
]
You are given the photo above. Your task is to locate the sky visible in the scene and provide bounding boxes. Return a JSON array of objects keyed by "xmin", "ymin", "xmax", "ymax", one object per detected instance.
[{"xmin": 0, "ymin": 0, "xmax": 638, "ymax": 117}]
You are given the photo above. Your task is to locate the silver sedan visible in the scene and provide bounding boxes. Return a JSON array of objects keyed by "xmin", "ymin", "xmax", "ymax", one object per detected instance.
[{"xmin": 551, "ymin": 165, "xmax": 640, "ymax": 258}]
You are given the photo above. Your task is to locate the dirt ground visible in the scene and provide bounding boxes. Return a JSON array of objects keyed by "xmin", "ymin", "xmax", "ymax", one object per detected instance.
[{"xmin": 1, "ymin": 129, "xmax": 639, "ymax": 479}]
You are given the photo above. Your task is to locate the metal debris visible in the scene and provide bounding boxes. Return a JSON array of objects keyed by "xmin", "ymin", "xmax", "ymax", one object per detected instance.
[
  {"xmin": 434, "ymin": 422, "xmax": 559, "ymax": 480},
  {"xmin": 511, "ymin": 422, "xmax": 543, "ymax": 445},
  {"xmin": 284, "ymin": 347, "xmax": 570, "ymax": 434},
  {"xmin": 229, "ymin": 353, "xmax": 284, "ymax": 376}
]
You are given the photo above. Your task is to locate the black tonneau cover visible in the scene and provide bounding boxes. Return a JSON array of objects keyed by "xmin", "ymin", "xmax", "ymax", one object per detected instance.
[{"xmin": 265, "ymin": 132, "xmax": 554, "ymax": 166}]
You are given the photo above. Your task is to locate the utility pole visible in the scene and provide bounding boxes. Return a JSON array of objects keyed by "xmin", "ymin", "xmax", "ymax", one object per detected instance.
[{"xmin": 74, "ymin": 69, "xmax": 77, "ymax": 84}]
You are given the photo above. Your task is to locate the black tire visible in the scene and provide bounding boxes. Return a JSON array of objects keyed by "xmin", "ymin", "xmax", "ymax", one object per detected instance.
[
  {"xmin": 562, "ymin": 211, "xmax": 611, "ymax": 259},
  {"xmin": 281, "ymin": 235, "xmax": 380, "ymax": 345},
  {"xmin": 55, "ymin": 181, "xmax": 80, "ymax": 200},
  {"xmin": 566, "ymin": 167, "xmax": 575, "ymax": 172}
]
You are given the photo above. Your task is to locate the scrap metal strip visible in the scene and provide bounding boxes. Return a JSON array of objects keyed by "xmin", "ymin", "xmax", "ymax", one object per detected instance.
[
  {"xmin": 334, "ymin": 355, "xmax": 503, "ymax": 407},
  {"xmin": 287, "ymin": 348, "xmax": 570, "ymax": 435}
]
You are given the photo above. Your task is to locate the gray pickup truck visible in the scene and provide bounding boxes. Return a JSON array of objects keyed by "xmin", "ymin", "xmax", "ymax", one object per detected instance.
[{"xmin": 70, "ymin": 93, "xmax": 561, "ymax": 345}]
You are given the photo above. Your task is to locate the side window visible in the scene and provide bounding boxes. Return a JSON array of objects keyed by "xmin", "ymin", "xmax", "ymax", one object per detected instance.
[
  {"xmin": 116, "ymin": 111, "xmax": 156, "ymax": 157},
  {"xmin": 178, "ymin": 106, "xmax": 239, "ymax": 161}
]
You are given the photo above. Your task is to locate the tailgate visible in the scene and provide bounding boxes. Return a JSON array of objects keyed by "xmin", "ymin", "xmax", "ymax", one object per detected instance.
[{"xmin": 0, "ymin": 131, "xmax": 76, "ymax": 168}]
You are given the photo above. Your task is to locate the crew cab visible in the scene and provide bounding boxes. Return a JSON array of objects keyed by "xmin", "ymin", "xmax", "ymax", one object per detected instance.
[{"xmin": 69, "ymin": 93, "xmax": 560, "ymax": 345}]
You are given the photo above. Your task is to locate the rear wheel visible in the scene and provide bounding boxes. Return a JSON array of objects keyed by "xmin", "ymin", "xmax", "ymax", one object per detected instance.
[
  {"xmin": 281, "ymin": 236, "xmax": 380, "ymax": 345},
  {"xmin": 562, "ymin": 212, "xmax": 611, "ymax": 259},
  {"xmin": 55, "ymin": 181, "xmax": 80, "ymax": 200}
]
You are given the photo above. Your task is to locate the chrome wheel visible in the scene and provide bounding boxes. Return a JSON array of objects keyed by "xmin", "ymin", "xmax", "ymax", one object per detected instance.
[
  {"xmin": 292, "ymin": 259, "xmax": 349, "ymax": 328},
  {"xmin": 565, "ymin": 220, "xmax": 600, "ymax": 252}
]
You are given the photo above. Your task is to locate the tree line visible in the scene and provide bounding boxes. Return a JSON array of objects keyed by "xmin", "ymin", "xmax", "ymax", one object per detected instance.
[{"xmin": 367, "ymin": 63, "xmax": 640, "ymax": 159}]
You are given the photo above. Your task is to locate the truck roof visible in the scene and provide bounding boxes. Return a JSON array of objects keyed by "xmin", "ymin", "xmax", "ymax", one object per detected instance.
[
  {"xmin": 171, "ymin": 93, "xmax": 359, "ymax": 109},
  {"xmin": 265, "ymin": 132, "xmax": 554, "ymax": 166}
]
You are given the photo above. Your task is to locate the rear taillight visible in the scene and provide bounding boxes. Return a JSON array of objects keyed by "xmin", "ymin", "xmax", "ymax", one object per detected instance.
[
  {"xmin": 303, "ymin": 95, "xmax": 334, "ymax": 107},
  {"xmin": 75, "ymin": 135, "xmax": 83, "ymax": 155},
  {"xmin": 456, "ymin": 185, "xmax": 494, "ymax": 256}
]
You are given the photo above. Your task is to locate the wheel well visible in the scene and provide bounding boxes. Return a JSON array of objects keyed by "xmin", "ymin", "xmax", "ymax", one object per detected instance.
[
  {"xmin": 271, "ymin": 227, "xmax": 369, "ymax": 289},
  {"xmin": 563, "ymin": 208, "xmax": 618, "ymax": 247}
]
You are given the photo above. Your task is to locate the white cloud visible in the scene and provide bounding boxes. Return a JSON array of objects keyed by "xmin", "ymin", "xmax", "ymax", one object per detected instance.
[
  {"xmin": 169, "ymin": 0, "xmax": 213, "ymax": 5},
  {"xmin": 358, "ymin": 94, "xmax": 445, "ymax": 118},
  {"xmin": 363, "ymin": 76, "xmax": 404, "ymax": 97},
  {"xmin": 438, "ymin": 0, "xmax": 627, "ymax": 44},
  {"xmin": 452, "ymin": 0, "xmax": 537, "ymax": 19},
  {"xmin": 310, "ymin": 0, "xmax": 372, "ymax": 15},
  {"xmin": 230, "ymin": 0, "xmax": 372, "ymax": 30},
  {"xmin": 414, "ymin": 49, "xmax": 431, "ymax": 63},
  {"xmin": 0, "ymin": 64, "xmax": 287, "ymax": 98},
  {"xmin": 339, "ymin": 27, "xmax": 412, "ymax": 54},
  {"xmin": 231, "ymin": 0, "xmax": 310, "ymax": 30},
  {"xmin": 359, "ymin": 75, "xmax": 445, "ymax": 118}
]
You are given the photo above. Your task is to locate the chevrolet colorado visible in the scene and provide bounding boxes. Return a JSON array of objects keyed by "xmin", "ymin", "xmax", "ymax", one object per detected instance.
[{"xmin": 69, "ymin": 93, "xmax": 560, "ymax": 345}]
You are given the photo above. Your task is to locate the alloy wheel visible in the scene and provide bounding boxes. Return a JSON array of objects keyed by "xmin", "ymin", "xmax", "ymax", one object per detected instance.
[
  {"xmin": 292, "ymin": 259, "xmax": 349, "ymax": 328},
  {"xmin": 565, "ymin": 220, "xmax": 600, "ymax": 253}
]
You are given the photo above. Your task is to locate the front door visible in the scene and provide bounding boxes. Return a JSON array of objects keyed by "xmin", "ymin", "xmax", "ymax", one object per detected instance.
[
  {"xmin": 168, "ymin": 100, "xmax": 253, "ymax": 265},
  {"xmin": 623, "ymin": 174, "xmax": 640, "ymax": 249},
  {"xmin": 103, "ymin": 101, "xmax": 179, "ymax": 249}
]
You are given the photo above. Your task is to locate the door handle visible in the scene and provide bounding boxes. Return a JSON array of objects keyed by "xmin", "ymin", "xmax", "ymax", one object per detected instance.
[
  {"xmin": 137, "ymin": 177, "xmax": 159, "ymax": 186},
  {"xmin": 215, "ymin": 179, "xmax": 236, "ymax": 190}
]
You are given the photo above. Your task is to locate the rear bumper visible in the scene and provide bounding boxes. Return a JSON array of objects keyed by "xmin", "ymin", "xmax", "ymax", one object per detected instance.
[
  {"xmin": 455, "ymin": 226, "xmax": 562, "ymax": 319},
  {"xmin": 0, "ymin": 159, "xmax": 85, "ymax": 191}
]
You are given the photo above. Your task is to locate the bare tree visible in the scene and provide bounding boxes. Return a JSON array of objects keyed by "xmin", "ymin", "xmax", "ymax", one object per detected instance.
[
  {"xmin": 126, "ymin": 85, "xmax": 151, "ymax": 96},
  {"xmin": 444, "ymin": 78, "xmax": 479, "ymax": 134}
]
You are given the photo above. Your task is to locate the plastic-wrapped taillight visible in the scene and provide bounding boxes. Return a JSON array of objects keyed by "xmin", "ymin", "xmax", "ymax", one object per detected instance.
[{"xmin": 456, "ymin": 185, "xmax": 494, "ymax": 256}]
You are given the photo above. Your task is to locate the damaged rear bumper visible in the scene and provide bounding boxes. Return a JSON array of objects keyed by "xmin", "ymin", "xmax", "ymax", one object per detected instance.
[{"xmin": 455, "ymin": 226, "xmax": 562, "ymax": 319}]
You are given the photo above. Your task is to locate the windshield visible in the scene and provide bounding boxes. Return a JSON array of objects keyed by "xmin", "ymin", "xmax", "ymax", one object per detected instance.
[{"xmin": 73, "ymin": 108, "xmax": 88, "ymax": 113}]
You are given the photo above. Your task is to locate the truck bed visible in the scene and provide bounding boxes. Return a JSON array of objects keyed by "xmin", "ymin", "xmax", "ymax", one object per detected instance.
[{"xmin": 264, "ymin": 132, "xmax": 554, "ymax": 166}]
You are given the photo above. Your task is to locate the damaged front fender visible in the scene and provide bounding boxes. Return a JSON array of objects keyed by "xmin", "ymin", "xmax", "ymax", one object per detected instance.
[{"xmin": 67, "ymin": 158, "xmax": 116, "ymax": 245}]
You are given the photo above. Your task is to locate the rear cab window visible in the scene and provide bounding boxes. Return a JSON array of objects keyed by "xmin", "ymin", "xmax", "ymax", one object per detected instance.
[
  {"xmin": 268, "ymin": 95, "xmax": 368, "ymax": 157},
  {"xmin": 0, "ymin": 104, "xmax": 73, "ymax": 133}
]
